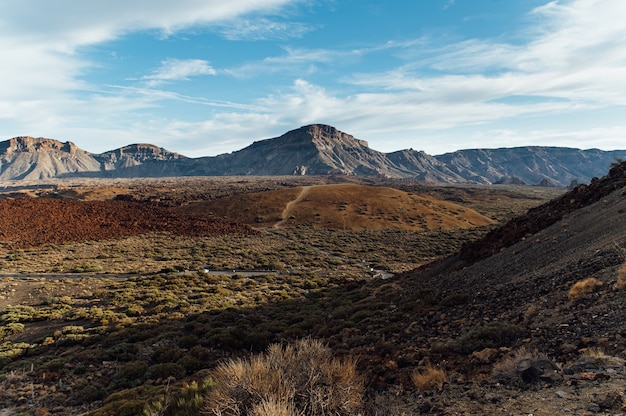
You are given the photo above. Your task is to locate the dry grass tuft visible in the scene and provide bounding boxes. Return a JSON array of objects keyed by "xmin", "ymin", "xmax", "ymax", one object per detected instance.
[
  {"xmin": 615, "ymin": 263, "xmax": 626, "ymax": 290},
  {"xmin": 251, "ymin": 398, "xmax": 301, "ymax": 416},
  {"xmin": 492, "ymin": 347, "xmax": 546, "ymax": 384},
  {"xmin": 411, "ymin": 364, "xmax": 447, "ymax": 393},
  {"xmin": 567, "ymin": 277, "xmax": 603, "ymax": 299},
  {"xmin": 203, "ymin": 338, "xmax": 364, "ymax": 416}
]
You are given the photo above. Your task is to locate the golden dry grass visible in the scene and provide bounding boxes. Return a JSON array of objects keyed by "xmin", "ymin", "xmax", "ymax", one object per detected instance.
[
  {"xmin": 204, "ymin": 338, "xmax": 364, "ymax": 416},
  {"xmin": 568, "ymin": 277, "xmax": 604, "ymax": 299},
  {"xmin": 615, "ymin": 263, "xmax": 626, "ymax": 290},
  {"xmin": 411, "ymin": 364, "xmax": 447, "ymax": 393},
  {"xmin": 492, "ymin": 347, "xmax": 546, "ymax": 384},
  {"xmin": 181, "ymin": 184, "xmax": 495, "ymax": 231}
]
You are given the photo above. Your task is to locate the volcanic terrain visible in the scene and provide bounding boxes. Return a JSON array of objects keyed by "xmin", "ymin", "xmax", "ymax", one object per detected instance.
[
  {"xmin": 180, "ymin": 183, "xmax": 495, "ymax": 231},
  {"xmin": 0, "ymin": 166, "xmax": 625, "ymax": 415}
]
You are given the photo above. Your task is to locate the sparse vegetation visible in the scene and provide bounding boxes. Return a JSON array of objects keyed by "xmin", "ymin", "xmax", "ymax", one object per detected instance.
[
  {"xmin": 492, "ymin": 347, "xmax": 547, "ymax": 384},
  {"xmin": 411, "ymin": 364, "xmax": 447, "ymax": 392},
  {"xmin": 204, "ymin": 338, "xmax": 364, "ymax": 416},
  {"xmin": 568, "ymin": 277, "xmax": 604, "ymax": 299}
]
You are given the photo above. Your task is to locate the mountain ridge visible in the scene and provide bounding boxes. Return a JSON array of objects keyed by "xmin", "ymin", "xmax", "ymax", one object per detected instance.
[{"xmin": 2, "ymin": 125, "xmax": 625, "ymax": 185}]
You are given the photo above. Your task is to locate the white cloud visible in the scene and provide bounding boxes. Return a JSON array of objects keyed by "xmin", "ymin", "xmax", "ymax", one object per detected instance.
[
  {"xmin": 142, "ymin": 59, "xmax": 216, "ymax": 86},
  {"xmin": 1, "ymin": 0, "xmax": 626, "ymax": 157},
  {"xmin": 215, "ymin": 18, "xmax": 313, "ymax": 41},
  {"xmin": 0, "ymin": 0, "xmax": 297, "ymax": 140}
]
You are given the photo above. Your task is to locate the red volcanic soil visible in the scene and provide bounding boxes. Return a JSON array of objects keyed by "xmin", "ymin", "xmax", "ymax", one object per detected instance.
[{"xmin": 0, "ymin": 197, "xmax": 253, "ymax": 249}]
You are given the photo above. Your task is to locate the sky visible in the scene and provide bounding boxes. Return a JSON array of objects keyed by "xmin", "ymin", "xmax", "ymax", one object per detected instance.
[{"xmin": 1, "ymin": 0, "xmax": 625, "ymax": 157}]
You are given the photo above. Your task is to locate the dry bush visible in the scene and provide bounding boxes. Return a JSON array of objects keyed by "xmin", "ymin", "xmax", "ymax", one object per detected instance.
[
  {"xmin": 523, "ymin": 304, "xmax": 540, "ymax": 324},
  {"xmin": 492, "ymin": 347, "xmax": 545, "ymax": 384},
  {"xmin": 580, "ymin": 347, "xmax": 607, "ymax": 358},
  {"xmin": 568, "ymin": 277, "xmax": 603, "ymax": 299},
  {"xmin": 615, "ymin": 263, "xmax": 626, "ymax": 290},
  {"xmin": 251, "ymin": 398, "xmax": 301, "ymax": 416},
  {"xmin": 203, "ymin": 338, "xmax": 364, "ymax": 416},
  {"xmin": 411, "ymin": 364, "xmax": 447, "ymax": 393}
]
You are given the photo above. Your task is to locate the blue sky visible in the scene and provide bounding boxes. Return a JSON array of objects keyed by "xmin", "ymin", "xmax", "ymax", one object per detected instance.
[{"xmin": 1, "ymin": 0, "xmax": 625, "ymax": 157}]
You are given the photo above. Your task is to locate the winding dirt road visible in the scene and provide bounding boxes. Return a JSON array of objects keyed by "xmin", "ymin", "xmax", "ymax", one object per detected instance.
[{"xmin": 274, "ymin": 186, "xmax": 312, "ymax": 228}]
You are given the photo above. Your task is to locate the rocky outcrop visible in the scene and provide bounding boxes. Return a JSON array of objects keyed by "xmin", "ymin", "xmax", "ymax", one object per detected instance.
[{"xmin": 96, "ymin": 144, "xmax": 186, "ymax": 170}]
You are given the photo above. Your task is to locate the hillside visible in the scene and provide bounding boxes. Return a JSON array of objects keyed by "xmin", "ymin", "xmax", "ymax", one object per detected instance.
[
  {"xmin": 1, "ymin": 125, "xmax": 624, "ymax": 185},
  {"xmin": 436, "ymin": 146, "xmax": 626, "ymax": 186},
  {"xmin": 180, "ymin": 183, "xmax": 495, "ymax": 231}
]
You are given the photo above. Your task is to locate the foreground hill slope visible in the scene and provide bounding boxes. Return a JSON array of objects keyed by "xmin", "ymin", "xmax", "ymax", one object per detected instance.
[
  {"xmin": 181, "ymin": 183, "xmax": 495, "ymax": 231},
  {"xmin": 395, "ymin": 161, "xmax": 626, "ymax": 361}
]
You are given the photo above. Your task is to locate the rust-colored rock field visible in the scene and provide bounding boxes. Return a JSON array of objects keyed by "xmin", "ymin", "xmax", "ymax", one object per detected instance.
[{"xmin": 0, "ymin": 197, "xmax": 253, "ymax": 249}]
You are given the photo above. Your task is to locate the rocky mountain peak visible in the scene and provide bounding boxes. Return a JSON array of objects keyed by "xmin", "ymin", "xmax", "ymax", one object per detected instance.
[
  {"xmin": 1, "ymin": 136, "xmax": 80, "ymax": 155},
  {"xmin": 102, "ymin": 143, "xmax": 184, "ymax": 162},
  {"xmin": 303, "ymin": 124, "xmax": 369, "ymax": 148}
]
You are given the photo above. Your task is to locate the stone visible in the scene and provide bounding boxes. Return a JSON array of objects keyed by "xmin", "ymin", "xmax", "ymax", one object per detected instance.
[{"xmin": 516, "ymin": 358, "xmax": 562, "ymax": 385}]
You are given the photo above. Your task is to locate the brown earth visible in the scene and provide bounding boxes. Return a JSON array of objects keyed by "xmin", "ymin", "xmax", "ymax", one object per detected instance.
[
  {"xmin": 180, "ymin": 183, "xmax": 495, "ymax": 231},
  {"xmin": 0, "ymin": 197, "xmax": 254, "ymax": 249}
]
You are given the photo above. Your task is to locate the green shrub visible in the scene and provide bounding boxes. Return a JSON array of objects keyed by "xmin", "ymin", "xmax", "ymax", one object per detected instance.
[
  {"xmin": 72, "ymin": 381, "xmax": 107, "ymax": 404},
  {"xmin": 147, "ymin": 363, "xmax": 185, "ymax": 380},
  {"xmin": 447, "ymin": 321, "xmax": 525, "ymax": 354},
  {"xmin": 111, "ymin": 360, "xmax": 149, "ymax": 389}
]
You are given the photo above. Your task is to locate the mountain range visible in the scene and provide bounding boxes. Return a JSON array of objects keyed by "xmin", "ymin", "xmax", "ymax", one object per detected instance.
[{"xmin": 1, "ymin": 124, "xmax": 624, "ymax": 186}]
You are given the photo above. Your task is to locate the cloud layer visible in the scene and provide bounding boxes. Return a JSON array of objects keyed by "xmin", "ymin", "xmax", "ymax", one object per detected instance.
[{"xmin": 1, "ymin": 0, "xmax": 625, "ymax": 156}]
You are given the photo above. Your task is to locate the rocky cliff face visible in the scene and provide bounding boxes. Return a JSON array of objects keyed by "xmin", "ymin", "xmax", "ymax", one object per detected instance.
[
  {"xmin": 96, "ymin": 144, "xmax": 186, "ymax": 170},
  {"xmin": 0, "ymin": 137, "xmax": 100, "ymax": 181},
  {"xmin": 435, "ymin": 146, "xmax": 626, "ymax": 186}
]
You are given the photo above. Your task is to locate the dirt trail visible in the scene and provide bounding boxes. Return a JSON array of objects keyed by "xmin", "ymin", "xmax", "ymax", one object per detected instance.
[{"xmin": 274, "ymin": 186, "xmax": 312, "ymax": 228}]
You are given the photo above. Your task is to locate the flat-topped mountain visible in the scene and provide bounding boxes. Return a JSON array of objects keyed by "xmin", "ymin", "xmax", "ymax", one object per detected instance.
[
  {"xmin": 1, "ymin": 125, "xmax": 625, "ymax": 185},
  {"xmin": 0, "ymin": 136, "xmax": 100, "ymax": 180}
]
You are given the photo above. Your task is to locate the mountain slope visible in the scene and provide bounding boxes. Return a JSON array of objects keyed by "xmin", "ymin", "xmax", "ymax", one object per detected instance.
[
  {"xmin": 96, "ymin": 143, "xmax": 186, "ymax": 170},
  {"xmin": 436, "ymin": 146, "xmax": 626, "ymax": 186}
]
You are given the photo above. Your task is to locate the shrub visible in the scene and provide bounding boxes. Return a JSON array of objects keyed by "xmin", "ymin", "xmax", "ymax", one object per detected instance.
[
  {"xmin": 147, "ymin": 363, "xmax": 185, "ymax": 381},
  {"xmin": 411, "ymin": 364, "xmax": 447, "ymax": 392},
  {"xmin": 111, "ymin": 360, "xmax": 149, "ymax": 389},
  {"xmin": 615, "ymin": 263, "xmax": 626, "ymax": 290},
  {"xmin": 447, "ymin": 321, "xmax": 525, "ymax": 354},
  {"xmin": 568, "ymin": 277, "xmax": 603, "ymax": 299},
  {"xmin": 492, "ymin": 347, "xmax": 545, "ymax": 384},
  {"xmin": 204, "ymin": 338, "xmax": 364, "ymax": 416},
  {"xmin": 72, "ymin": 381, "xmax": 107, "ymax": 404}
]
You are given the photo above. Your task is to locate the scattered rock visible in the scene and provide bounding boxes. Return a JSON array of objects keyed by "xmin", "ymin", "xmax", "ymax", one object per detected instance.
[{"xmin": 516, "ymin": 358, "xmax": 562, "ymax": 385}]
